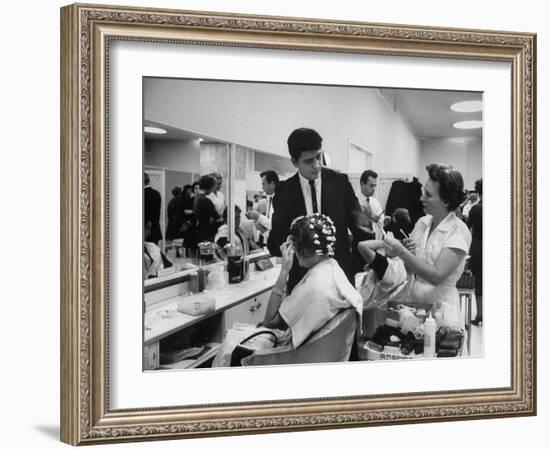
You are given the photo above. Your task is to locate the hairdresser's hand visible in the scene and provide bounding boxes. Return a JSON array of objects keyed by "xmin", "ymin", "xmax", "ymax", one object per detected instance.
[
  {"xmin": 402, "ymin": 237, "xmax": 417, "ymax": 254},
  {"xmin": 383, "ymin": 232, "xmax": 407, "ymax": 258},
  {"xmin": 280, "ymin": 238, "xmax": 295, "ymax": 273}
]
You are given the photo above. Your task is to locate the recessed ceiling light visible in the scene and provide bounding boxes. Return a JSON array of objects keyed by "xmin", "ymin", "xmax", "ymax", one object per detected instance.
[
  {"xmin": 198, "ymin": 137, "xmax": 204, "ymax": 142},
  {"xmin": 144, "ymin": 126, "xmax": 167, "ymax": 134},
  {"xmin": 453, "ymin": 120, "xmax": 483, "ymax": 129},
  {"xmin": 450, "ymin": 100, "xmax": 482, "ymax": 113}
]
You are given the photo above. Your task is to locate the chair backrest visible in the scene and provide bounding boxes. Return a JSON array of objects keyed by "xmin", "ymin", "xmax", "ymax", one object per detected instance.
[{"xmin": 241, "ymin": 308, "xmax": 357, "ymax": 366}]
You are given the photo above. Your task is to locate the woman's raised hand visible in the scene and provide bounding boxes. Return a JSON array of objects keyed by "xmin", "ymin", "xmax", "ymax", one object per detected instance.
[{"xmin": 280, "ymin": 237, "xmax": 295, "ymax": 272}]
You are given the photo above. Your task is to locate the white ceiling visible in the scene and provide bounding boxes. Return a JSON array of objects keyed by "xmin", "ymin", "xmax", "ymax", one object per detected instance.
[
  {"xmin": 378, "ymin": 88, "xmax": 483, "ymax": 138},
  {"xmin": 145, "ymin": 87, "xmax": 483, "ymax": 142}
]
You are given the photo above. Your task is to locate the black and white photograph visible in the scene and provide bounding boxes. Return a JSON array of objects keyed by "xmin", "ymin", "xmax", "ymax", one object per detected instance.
[
  {"xmin": 142, "ymin": 78, "xmax": 483, "ymax": 370},
  {"xmin": 52, "ymin": 1, "xmax": 538, "ymax": 446}
]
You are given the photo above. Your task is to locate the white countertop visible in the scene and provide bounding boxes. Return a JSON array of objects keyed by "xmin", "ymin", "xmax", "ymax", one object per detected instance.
[{"xmin": 144, "ymin": 264, "xmax": 280, "ymax": 345}]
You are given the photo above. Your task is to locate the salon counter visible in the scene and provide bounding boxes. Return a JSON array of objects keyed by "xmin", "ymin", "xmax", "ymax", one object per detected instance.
[{"xmin": 143, "ymin": 264, "xmax": 280, "ymax": 369}]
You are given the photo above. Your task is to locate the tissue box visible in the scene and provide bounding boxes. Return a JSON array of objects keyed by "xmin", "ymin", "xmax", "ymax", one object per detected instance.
[{"xmin": 176, "ymin": 295, "xmax": 215, "ymax": 316}]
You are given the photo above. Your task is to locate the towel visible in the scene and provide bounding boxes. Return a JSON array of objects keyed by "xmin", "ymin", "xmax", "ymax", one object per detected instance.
[
  {"xmin": 279, "ymin": 258, "xmax": 363, "ymax": 348},
  {"xmin": 359, "ymin": 256, "xmax": 412, "ymax": 308}
]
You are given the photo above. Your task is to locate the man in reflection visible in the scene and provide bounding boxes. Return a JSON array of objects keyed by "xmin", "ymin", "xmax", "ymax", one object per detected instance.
[
  {"xmin": 144, "ymin": 172, "xmax": 162, "ymax": 244},
  {"xmin": 245, "ymin": 170, "xmax": 279, "ymax": 247},
  {"xmin": 267, "ymin": 127, "xmax": 364, "ymax": 291},
  {"xmin": 215, "ymin": 205, "xmax": 260, "ymax": 257}
]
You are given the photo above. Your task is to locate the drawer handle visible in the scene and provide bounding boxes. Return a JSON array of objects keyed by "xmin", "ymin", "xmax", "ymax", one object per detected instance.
[{"xmin": 249, "ymin": 303, "xmax": 262, "ymax": 312}]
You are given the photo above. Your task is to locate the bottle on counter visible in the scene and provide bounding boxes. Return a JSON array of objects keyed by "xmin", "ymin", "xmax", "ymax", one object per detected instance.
[
  {"xmin": 226, "ymin": 241, "xmax": 243, "ymax": 284},
  {"xmin": 423, "ymin": 312, "xmax": 437, "ymax": 358},
  {"xmin": 197, "ymin": 265, "xmax": 208, "ymax": 292}
]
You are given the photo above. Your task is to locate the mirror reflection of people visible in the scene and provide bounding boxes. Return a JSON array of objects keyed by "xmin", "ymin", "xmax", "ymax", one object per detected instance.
[
  {"xmin": 215, "ymin": 205, "xmax": 260, "ymax": 257},
  {"xmin": 246, "ymin": 170, "xmax": 279, "ymax": 246},
  {"xmin": 383, "ymin": 163, "xmax": 472, "ymax": 329},
  {"xmin": 192, "ymin": 181, "xmax": 200, "ymax": 197},
  {"xmin": 180, "ymin": 184, "xmax": 197, "ymax": 252},
  {"xmin": 144, "ymin": 172, "xmax": 162, "ymax": 244},
  {"xmin": 268, "ymin": 128, "xmax": 363, "ymax": 292},
  {"xmin": 143, "ymin": 220, "xmax": 172, "ymax": 279},
  {"xmin": 165, "ymin": 186, "xmax": 184, "ymax": 242},
  {"xmin": 206, "ymin": 172, "xmax": 226, "ymax": 218},
  {"xmin": 212, "ymin": 213, "xmax": 362, "ymax": 367},
  {"xmin": 194, "ymin": 175, "xmax": 221, "ymax": 242}
]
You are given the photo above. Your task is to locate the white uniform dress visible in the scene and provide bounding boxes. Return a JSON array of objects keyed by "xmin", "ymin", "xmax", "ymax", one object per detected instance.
[{"xmin": 408, "ymin": 211, "xmax": 472, "ymax": 328}]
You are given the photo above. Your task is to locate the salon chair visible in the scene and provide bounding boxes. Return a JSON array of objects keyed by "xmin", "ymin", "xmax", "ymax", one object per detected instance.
[{"xmin": 240, "ymin": 308, "xmax": 357, "ymax": 366}]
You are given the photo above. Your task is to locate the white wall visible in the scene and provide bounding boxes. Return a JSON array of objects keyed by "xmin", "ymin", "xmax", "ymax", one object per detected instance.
[
  {"xmin": 145, "ymin": 79, "xmax": 420, "ymax": 175},
  {"xmin": 418, "ymin": 137, "xmax": 483, "ymax": 190},
  {"xmin": 4, "ymin": 2, "xmax": 547, "ymax": 449}
]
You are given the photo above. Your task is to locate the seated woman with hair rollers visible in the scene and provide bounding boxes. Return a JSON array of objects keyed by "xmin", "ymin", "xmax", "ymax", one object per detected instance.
[{"xmin": 212, "ymin": 213, "xmax": 362, "ymax": 367}]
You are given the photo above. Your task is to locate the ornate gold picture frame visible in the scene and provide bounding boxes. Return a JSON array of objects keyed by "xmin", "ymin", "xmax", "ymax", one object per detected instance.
[{"xmin": 60, "ymin": 3, "xmax": 536, "ymax": 445}]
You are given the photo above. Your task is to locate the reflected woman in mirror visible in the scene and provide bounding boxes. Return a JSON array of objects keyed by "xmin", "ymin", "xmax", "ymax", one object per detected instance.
[{"xmin": 194, "ymin": 174, "xmax": 221, "ymax": 243}]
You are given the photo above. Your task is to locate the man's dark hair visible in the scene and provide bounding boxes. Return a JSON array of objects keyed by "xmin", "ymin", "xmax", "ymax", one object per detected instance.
[
  {"xmin": 144, "ymin": 172, "xmax": 150, "ymax": 186},
  {"xmin": 260, "ymin": 170, "xmax": 280, "ymax": 186},
  {"xmin": 360, "ymin": 169, "xmax": 378, "ymax": 185},
  {"xmin": 287, "ymin": 128, "xmax": 323, "ymax": 161}
]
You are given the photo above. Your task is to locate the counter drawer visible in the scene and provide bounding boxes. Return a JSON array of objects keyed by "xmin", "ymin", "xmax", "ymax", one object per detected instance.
[{"xmin": 223, "ymin": 291, "xmax": 270, "ymax": 334}]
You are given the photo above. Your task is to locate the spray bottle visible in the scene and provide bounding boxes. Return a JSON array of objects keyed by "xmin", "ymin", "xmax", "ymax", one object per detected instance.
[{"xmin": 423, "ymin": 312, "xmax": 437, "ymax": 358}]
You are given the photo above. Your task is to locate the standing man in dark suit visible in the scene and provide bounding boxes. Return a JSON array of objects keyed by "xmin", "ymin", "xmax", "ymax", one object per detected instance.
[
  {"xmin": 144, "ymin": 172, "xmax": 162, "ymax": 244},
  {"xmin": 267, "ymin": 128, "xmax": 363, "ymax": 292}
]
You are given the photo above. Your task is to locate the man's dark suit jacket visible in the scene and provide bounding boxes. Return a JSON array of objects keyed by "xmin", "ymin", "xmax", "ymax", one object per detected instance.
[
  {"xmin": 144, "ymin": 186, "xmax": 162, "ymax": 244},
  {"xmin": 267, "ymin": 168, "xmax": 362, "ymax": 292}
]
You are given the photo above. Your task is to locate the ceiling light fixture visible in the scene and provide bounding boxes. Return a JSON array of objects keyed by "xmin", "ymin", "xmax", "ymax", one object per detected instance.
[
  {"xmin": 450, "ymin": 100, "xmax": 482, "ymax": 113},
  {"xmin": 453, "ymin": 120, "xmax": 483, "ymax": 129},
  {"xmin": 144, "ymin": 126, "xmax": 167, "ymax": 135}
]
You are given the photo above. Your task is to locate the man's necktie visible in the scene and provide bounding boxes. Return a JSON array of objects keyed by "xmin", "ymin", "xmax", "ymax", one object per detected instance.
[
  {"xmin": 366, "ymin": 197, "xmax": 373, "ymax": 225},
  {"xmin": 309, "ymin": 179, "xmax": 318, "ymax": 213}
]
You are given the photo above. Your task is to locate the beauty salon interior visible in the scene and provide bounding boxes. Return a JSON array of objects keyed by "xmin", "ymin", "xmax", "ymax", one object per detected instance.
[{"xmin": 143, "ymin": 77, "xmax": 483, "ymax": 370}]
